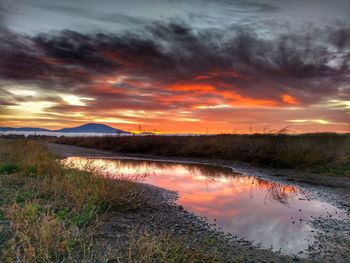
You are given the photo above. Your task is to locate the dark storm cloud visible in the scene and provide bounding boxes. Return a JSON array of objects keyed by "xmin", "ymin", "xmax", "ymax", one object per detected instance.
[
  {"xmin": 0, "ymin": 16, "xmax": 349, "ymax": 107},
  {"xmin": 34, "ymin": 4, "xmax": 149, "ymax": 27},
  {"xmin": 328, "ymin": 26, "xmax": 350, "ymax": 50}
]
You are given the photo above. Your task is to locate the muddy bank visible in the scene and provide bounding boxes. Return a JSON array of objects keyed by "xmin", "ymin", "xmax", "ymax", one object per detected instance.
[
  {"xmin": 47, "ymin": 143, "xmax": 350, "ymax": 262},
  {"xmin": 47, "ymin": 143, "xmax": 350, "ymax": 189},
  {"xmin": 47, "ymin": 143, "xmax": 350, "ymax": 211},
  {"xmin": 94, "ymin": 183, "xmax": 305, "ymax": 262}
]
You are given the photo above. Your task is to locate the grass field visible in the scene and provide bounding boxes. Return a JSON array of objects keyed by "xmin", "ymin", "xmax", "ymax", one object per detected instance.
[
  {"xmin": 54, "ymin": 133, "xmax": 350, "ymax": 176},
  {"xmin": 0, "ymin": 139, "xmax": 221, "ymax": 262},
  {"xmin": 1, "ymin": 137, "xmax": 348, "ymax": 262}
]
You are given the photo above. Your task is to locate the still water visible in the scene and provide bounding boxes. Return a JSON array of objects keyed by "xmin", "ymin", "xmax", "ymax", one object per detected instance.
[{"xmin": 64, "ymin": 157, "xmax": 346, "ymax": 255}]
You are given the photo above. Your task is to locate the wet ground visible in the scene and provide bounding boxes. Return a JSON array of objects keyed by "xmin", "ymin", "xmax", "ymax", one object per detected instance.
[
  {"xmin": 48, "ymin": 143, "xmax": 350, "ymax": 262},
  {"xmin": 64, "ymin": 157, "xmax": 349, "ymax": 256}
]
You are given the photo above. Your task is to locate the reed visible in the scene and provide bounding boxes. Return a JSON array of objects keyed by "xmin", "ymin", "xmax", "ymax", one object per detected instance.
[{"xmin": 54, "ymin": 133, "xmax": 350, "ymax": 176}]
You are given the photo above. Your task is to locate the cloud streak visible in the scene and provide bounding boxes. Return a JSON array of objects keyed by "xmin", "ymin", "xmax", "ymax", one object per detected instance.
[{"xmin": 34, "ymin": 4, "xmax": 150, "ymax": 27}]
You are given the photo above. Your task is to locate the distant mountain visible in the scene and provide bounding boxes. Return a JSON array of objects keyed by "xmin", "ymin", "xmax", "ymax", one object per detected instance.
[
  {"xmin": 0, "ymin": 123, "xmax": 129, "ymax": 134},
  {"xmin": 55, "ymin": 123, "xmax": 127, "ymax": 133},
  {"xmin": 0, "ymin": 127, "xmax": 50, "ymax": 132}
]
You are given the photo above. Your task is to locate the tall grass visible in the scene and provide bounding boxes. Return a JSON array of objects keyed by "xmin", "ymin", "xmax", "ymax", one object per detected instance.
[
  {"xmin": 4, "ymin": 203, "xmax": 92, "ymax": 263},
  {"xmin": 54, "ymin": 133, "xmax": 350, "ymax": 176},
  {"xmin": 0, "ymin": 139, "xmax": 145, "ymax": 262}
]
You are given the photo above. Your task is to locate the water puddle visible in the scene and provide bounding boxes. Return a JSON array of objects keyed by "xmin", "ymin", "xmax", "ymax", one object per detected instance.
[{"xmin": 64, "ymin": 157, "xmax": 348, "ymax": 255}]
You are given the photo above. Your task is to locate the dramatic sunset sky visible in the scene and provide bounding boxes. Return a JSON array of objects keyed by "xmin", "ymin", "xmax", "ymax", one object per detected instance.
[{"xmin": 0, "ymin": 0, "xmax": 349, "ymax": 133}]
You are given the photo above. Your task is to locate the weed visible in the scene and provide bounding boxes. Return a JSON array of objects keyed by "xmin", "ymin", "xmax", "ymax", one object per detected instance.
[
  {"xmin": 15, "ymin": 190, "xmax": 38, "ymax": 206},
  {"xmin": 24, "ymin": 164, "xmax": 38, "ymax": 177},
  {"xmin": 0, "ymin": 163, "xmax": 18, "ymax": 174},
  {"xmin": 57, "ymin": 202, "xmax": 99, "ymax": 228},
  {"xmin": 55, "ymin": 207, "xmax": 70, "ymax": 221},
  {"xmin": 70, "ymin": 204, "xmax": 98, "ymax": 227}
]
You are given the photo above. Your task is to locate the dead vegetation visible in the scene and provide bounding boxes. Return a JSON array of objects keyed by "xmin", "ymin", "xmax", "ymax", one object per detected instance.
[
  {"xmin": 54, "ymin": 133, "xmax": 350, "ymax": 176},
  {"xmin": 0, "ymin": 139, "xmax": 146, "ymax": 262}
]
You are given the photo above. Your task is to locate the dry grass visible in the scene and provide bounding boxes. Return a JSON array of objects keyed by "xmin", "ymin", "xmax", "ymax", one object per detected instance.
[
  {"xmin": 54, "ymin": 133, "xmax": 350, "ymax": 176},
  {"xmin": 3, "ymin": 203, "xmax": 93, "ymax": 263},
  {"xmin": 0, "ymin": 139, "xmax": 146, "ymax": 262},
  {"xmin": 127, "ymin": 229, "xmax": 219, "ymax": 263}
]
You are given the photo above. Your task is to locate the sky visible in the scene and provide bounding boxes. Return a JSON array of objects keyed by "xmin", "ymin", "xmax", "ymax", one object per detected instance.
[{"xmin": 0, "ymin": 0, "xmax": 349, "ymax": 134}]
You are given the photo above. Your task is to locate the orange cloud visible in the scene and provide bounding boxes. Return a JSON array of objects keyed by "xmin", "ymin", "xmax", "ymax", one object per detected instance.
[
  {"xmin": 222, "ymin": 91, "xmax": 277, "ymax": 107},
  {"xmin": 169, "ymin": 83, "xmax": 215, "ymax": 92},
  {"xmin": 282, "ymin": 94, "xmax": 299, "ymax": 105},
  {"xmin": 168, "ymin": 81, "xmax": 278, "ymax": 107}
]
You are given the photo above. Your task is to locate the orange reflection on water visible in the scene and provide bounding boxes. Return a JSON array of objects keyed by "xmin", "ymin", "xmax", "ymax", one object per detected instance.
[
  {"xmin": 64, "ymin": 157, "xmax": 297, "ymax": 205},
  {"xmin": 64, "ymin": 157, "xmax": 344, "ymax": 255}
]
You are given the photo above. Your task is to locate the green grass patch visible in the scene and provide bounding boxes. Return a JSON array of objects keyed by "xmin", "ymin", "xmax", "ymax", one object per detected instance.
[
  {"xmin": 24, "ymin": 164, "xmax": 38, "ymax": 177},
  {"xmin": 0, "ymin": 163, "xmax": 19, "ymax": 174},
  {"xmin": 56, "ymin": 202, "xmax": 99, "ymax": 228},
  {"xmin": 70, "ymin": 202, "xmax": 99, "ymax": 228},
  {"xmin": 15, "ymin": 190, "xmax": 38, "ymax": 206}
]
